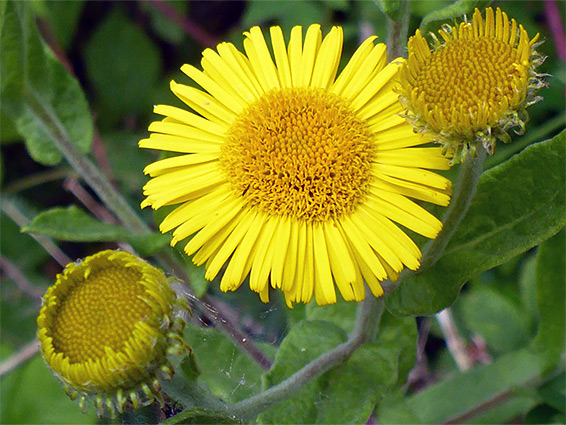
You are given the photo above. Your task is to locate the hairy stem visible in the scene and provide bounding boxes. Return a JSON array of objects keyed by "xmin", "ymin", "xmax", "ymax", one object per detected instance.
[
  {"xmin": 228, "ymin": 298, "xmax": 385, "ymax": 421},
  {"xmin": 26, "ymin": 89, "xmax": 150, "ymax": 235},
  {"xmin": 25, "ymin": 77, "xmax": 271, "ymax": 370},
  {"xmin": 381, "ymin": 145, "xmax": 488, "ymax": 296},
  {"xmin": 386, "ymin": 0, "xmax": 410, "ymax": 59},
  {"xmin": 219, "ymin": 5, "xmax": 411, "ymax": 421},
  {"xmin": 419, "ymin": 146, "xmax": 487, "ymax": 271}
]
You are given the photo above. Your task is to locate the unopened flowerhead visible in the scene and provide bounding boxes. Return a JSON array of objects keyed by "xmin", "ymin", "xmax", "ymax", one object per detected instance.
[
  {"xmin": 140, "ymin": 24, "xmax": 453, "ymax": 307},
  {"xmin": 37, "ymin": 250, "xmax": 189, "ymax": 418},
  {"xmin": 399, "ymin": 7, "xmax": 545, "ymax": 162}
]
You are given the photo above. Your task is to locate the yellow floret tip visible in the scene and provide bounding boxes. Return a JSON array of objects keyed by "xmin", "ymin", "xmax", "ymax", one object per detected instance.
[
  {"xmin": 140, "ymin": 24, "xmax": 454, "ymax": 306},
  {"xmin": 399, "ymin": 7, "xmax": 546, "ymax": 163},
  {"xmin": 37, "ymin": 250, "xmax": 189, "ymax": 418}
]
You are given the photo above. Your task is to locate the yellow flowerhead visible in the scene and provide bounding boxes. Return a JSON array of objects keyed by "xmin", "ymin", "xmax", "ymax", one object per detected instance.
[
  {"xmin": 399, "ymin": 7, "xmax": 545, "ymax": 162},
  {"xmin": 37, "ymin": 250, "xmax": 188, "ymax": 417},
  {"xmin": 140, "ymin": 25, "xmax": 453, "ymax": 307}
]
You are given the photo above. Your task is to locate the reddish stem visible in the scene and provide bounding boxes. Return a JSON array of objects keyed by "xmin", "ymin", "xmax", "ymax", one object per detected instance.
[
  {"xmin": 142, "ymin": 0, "xmax": 218, "ymax": 47},
  {"xmin": 544, "ymin": 0, "xmax": 566, "ymax": 61}
]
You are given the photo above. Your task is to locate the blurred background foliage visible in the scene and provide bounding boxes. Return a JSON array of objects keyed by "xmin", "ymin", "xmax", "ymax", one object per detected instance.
[{"xmin": 0, "ymin": 0, "xmax": 564, "ymax": 424}]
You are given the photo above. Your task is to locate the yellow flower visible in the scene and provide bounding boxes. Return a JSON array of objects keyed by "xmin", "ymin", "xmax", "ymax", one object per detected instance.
[
  {"xmin": 140, "ymin": 25, "xmax": 452, "ymax": 306},
  {"xmin": 37, "ymin": 250, "xmax": 188, "ymax": 417},
  {"xmin": 399, "ymin": 7, "xmax": 545, "ymax": 162}
]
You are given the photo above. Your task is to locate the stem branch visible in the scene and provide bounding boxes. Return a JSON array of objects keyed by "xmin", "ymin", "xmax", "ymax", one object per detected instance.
[{"xmin": 229, "ymin": 298, "xmax": 384, "ymax": 421}]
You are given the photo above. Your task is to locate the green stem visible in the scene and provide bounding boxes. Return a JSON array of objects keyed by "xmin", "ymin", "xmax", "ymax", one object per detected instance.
[
  {"xmin": 27, "ymin": 89, "xmax": 150, "ymax": 234},
  {"xmin": 386, "ymin": 0, "xmax": 410, "ymax": 59},
  {"xmin": 380, "ymin": 145, "xmax": 488, "ymax": 294},
  {"xmin": 27, "ymin": 85, "xmax": 275, "ymax": 370},
  {"xmin": 228, "ymin": 298, "xmax": 385, "ymax": 422},
  {"xmin": 210, "ymin": 8, "xmax": 410, "ymax": 419},
  {"xmin": 419, "ymin": 146, "xmax": 487, "ymax": 271}
]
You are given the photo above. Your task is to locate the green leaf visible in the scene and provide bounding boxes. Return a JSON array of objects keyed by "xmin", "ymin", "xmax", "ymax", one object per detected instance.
[
  {"xmin": 526, "ymin": 404, "xmax": 566, "ymax": 425},
  {"xmin": 0, "ymin": 0, "xmax": 24, "ymax": 105},
  {"xmin": 374, "ymin": 311, "xmax": 417, "ymax": 386},
  {"xmin": 179, "ymin": 351, "xmax": 202, "ymax": 382},
  {"xmin": 84, "ymin": 8, "xmax": 162, "ymax": 120},
  {"xmin": 242, "ymin": 0, "xmax": 324, "ymax": 35},
  {"xmin": 142, "ymin": 0, "xmax": 187, "ymax": 45},
  {"xmin": 305, "ymin": 298, "xmax": 417, "ymax": 385},
  {"xmin": 307, "ymin": 299, "xmax": 417, "ymax": 386},
  {"xmin": 373, "ymin": 0, "xmax": 402, "ymax": 20},
  {"xmin": 419, "ymin": 0, "xmax": 493, "ymax": 36},
  {"xmin": 24, "ymin": 205, "xmax": 122, "ymax": 241},
  {"xmin": 459, "ymin": 285, "xmax": 532, "ymax": 354},
  {"xmin": 306, "ymin": 296, "xmax": 357, "ymax": 334},
  {"xmin": 184, "ymin": 324, "xmax": 266, "ymax": 404},
  {"xmin": 533, "ymin": 229, "xmax": 566, "ymax": 372},
  {"xmin": 258, "ymin": 321, "xmax": 347, "ymax": 424},
  {"xmin": 377, "ymin": 349, "xmax": 542, "ymax": 424},
  {"xmin": 314, "ymin": 343, "xmax": 398, "ymax": 424},
  {"xmin": 44, "ymin": 0, "xmax": 85, "ymax": 51},
  {"xmin": 0, "ymin": 0, "xmax": 93, "ymax": 166},
  {"xmin": 467, "ymin": 395, "xmax": 539, "ymax": 424},
  {"xmin": 0, "ymin": 109, "xmax": 19, "ymax": 143},
  {"xmin": 23, "ymin": 205, "xmax": 169, "ymax": 256},
  {"xmin": 519, "ymin": 255, "xmax": 539, "ymax": 328},
  {"xmin": 387, "ymin": 131, "xmax": 566, "ymax": 316},
  {"xmin": 0, "ymin": 354, "xmax": 97, "ymax": 424},
  {"xmin": 537, "ymin": 372, "xmax": 566, "ymax": 413},
  {"xmin": 259, "ymin": 318, "xmax": 407, "ymax": 424}
]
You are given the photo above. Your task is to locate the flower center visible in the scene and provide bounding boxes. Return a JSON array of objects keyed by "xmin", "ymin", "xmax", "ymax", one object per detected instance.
[
  {"xmin": 51, "ymin": 267, "xmax": 152, "ymax": 363},
  {"xmin": 220, "ymin": 88, "xmax": 374, "ymax": 222},
  {"xmin": 414, "ymin": 37, "xmax": 528, "ymax": 131}
]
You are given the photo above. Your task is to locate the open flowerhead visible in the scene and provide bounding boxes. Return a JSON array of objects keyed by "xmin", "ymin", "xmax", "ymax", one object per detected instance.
[
  {"xmin": 399, "ymin": 7, "xmax": 545, "ymax": 162},
  {"xmin": 140, "ymin": 24, "xmax": 453, "ymax": 307},
  {"xmin": 37, "ymin": 250, "xmax": 188, "ymax": 417}
]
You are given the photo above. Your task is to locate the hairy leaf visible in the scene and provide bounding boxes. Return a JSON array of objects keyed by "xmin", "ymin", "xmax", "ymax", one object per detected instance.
[
  {"xmin": 0, "ymin": 1, "xmax": 93, "ymax": 165},
  {"xmin": 459, "ymin": 285, "xmax": 532, "ymax": 354},
  {"xmin": 23, "ymin": 205, "xmax": 168, "ymax": 256},
  {"xmin": 533, "ymin": 229, "xmax": 566, "ymax": 372},
  {"xmin": 419, "ymin": 0, "xmax": 493, "ymax": 36},
  {"xmin": 258, "ymin": 321, "xmax": 346, "ymax": 424},
  {"xmin": 258, "ymin": 320, "xmax": 399, "ymax": 424},
  {"xmin": 183, "ymin": 324, "xmax": 268, "ymax": 404}
]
